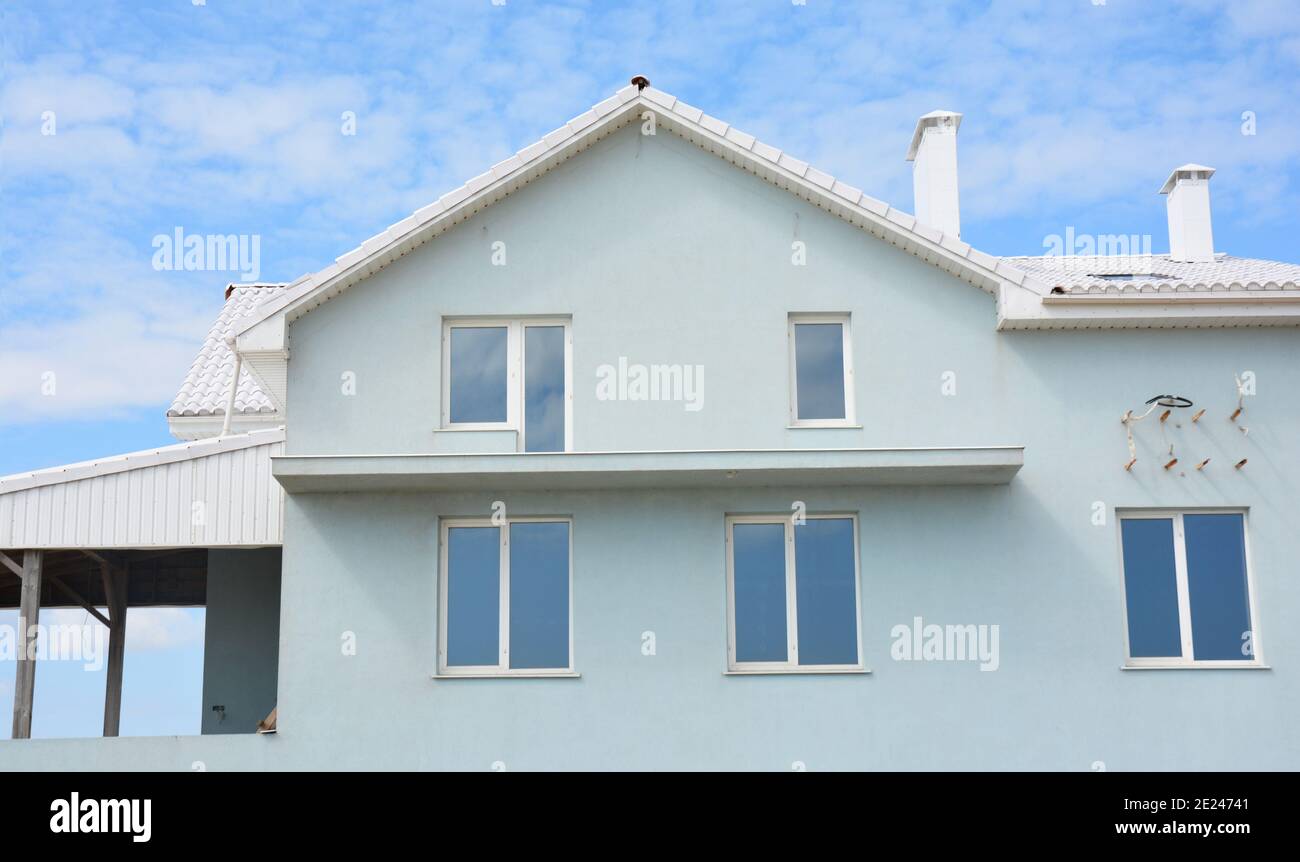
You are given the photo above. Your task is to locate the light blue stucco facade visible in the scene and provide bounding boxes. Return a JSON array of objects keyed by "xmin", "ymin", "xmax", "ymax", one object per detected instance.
[{"xmin": 4, "ymin": 123, "xmax": 1296, "ymax": 770}]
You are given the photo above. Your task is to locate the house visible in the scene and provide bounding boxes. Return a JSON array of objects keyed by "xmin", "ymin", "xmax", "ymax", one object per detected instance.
[{"xmin": 3, "ymin": 80, "xmax": 1297, "ymax": 770}]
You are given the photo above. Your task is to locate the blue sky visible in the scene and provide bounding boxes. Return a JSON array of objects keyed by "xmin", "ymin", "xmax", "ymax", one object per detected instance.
[{"xmin": 1, "ymin": 0, "xmax": 1298, "ymax": 735}]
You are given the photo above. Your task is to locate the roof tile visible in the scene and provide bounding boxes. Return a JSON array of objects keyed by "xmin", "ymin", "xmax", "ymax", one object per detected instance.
[
  {"xmin": 699, "ymin": 114, "xmax": 729, "ymax": 136},
  {"xmin": 672, "ymin": 101, "xmax": 704, "ymax": 123},
  {"xmin": 831, "ymin": 180, "xmax": 863, "ymax": 204},
  {"xmin": 168, "ymin": 285, "xmax": 289, "ymax": 418},
  {"xmin": 777, "ymin": 154, "xmax": 810, "ymax": 177},
  {"xmin": 516, "ymin": 141, "xmax": 548, "ymax": 163},
  {"xmin": 566, "ymin": 109, "xmax": 600, "ymax": 134},
  {"xmin": 724, "ymin": 127, "xmax": 756, "ymax": 150},
  {"xmin": 643, "ymin": 88, "xmax": 676, "ymax": 109},
  {"xmin": 592, "ymin": 95, "xmax": 624, "ymax": 117},
  {"xmin": 1003, "ymin": 254, "xmax": 1300, "ymax": 294},
  {"xmin": 858, "ymin": 194, "xmax": 889, "ymax": 216},
  {"xmin": 804, "ymin": 167, "xmax": 835, "ymax": 190}
]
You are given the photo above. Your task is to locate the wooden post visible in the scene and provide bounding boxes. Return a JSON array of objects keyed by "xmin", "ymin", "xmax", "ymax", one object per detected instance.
[
  {"xmin": 101, "ymin": 562, "xmax": 129, "ymax": 738},
  {"xmin": 11, "ymin": 550, "xmax": 43, "ymax": 740}
]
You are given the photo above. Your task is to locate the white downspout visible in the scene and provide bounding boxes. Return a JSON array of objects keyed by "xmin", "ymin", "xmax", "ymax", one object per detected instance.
[{"xmin": 220, "ymin": 337, "xmax": 241, "ymax": 437}]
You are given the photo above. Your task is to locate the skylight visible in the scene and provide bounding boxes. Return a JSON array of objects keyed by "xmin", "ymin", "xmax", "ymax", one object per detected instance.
[{"xmin": 1091, "ymin": 273, "xmax": 1176, "ymax": 282}]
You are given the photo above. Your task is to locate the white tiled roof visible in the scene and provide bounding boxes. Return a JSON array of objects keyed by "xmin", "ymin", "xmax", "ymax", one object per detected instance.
[
  {"xmin": 168, "ymin": 284, "xmax": 288, "ymax": 417},
  {"xmin": 1002, "ymin": 254, "xmax": 1300, "ymax": 295}
]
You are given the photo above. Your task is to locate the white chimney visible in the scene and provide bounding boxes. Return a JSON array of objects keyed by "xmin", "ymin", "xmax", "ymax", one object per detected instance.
[
  {"xmin": 906, "ymin": 110, "xmax": 963, "ymax": 238},
  {"xmin": 1159, "ymin": 164, "xmax": 1216, "ymax": 263}
]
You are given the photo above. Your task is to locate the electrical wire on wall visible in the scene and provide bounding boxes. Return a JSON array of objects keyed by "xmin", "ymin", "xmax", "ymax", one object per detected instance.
[{"xmin": 1120, "ymin": 394, "xmax": 1192, "ymax": 471}]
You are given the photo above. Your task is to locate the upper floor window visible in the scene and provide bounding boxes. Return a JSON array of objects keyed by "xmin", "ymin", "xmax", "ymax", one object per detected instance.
[
  {"xmin": 441, "ymin": 318, "xmax": 571, "ymax": 451},
  {"xmin": 788, "ymin": 313, "xmax": 855, "ymax": 427},
  {"xmin": 1118, "ymin": 510, "xmax": 1261, "ymax": 668},
  {"xmin": 438, "ymin": 517, "xmax": 573, "ymax": 676},
  {"xmin": 725, "ymin": 513, "xmax": 863, "ymax": 673}
]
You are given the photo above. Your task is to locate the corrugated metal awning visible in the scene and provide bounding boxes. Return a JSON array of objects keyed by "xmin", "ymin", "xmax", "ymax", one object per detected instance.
[{"xmin": 0, "ymin": 428, "xmax": 285, "ymax": 550}]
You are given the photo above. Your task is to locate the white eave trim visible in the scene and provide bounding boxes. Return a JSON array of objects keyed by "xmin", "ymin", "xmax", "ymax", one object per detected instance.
[
  {"xmin": 1042, "ymin": 293, "xmax": 1300, "ymax": 305},
  {"xmin": 998, "ymin": 283, "xmax": 1300, "ymax": 329},
  {"xmin": 166, "ymin": 412, "xmax": 284, "ymax": 442}
]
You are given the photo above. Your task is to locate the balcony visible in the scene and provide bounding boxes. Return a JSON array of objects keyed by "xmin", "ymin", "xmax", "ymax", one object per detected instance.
[{"xmin": 272, "ymin": 446, "xmax": 1025, "ymax": 493}]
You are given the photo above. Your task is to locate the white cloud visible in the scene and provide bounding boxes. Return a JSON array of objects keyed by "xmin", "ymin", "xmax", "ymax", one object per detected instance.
[
  {"xmin": 125, "ymin": 608, "xmax": 205, "ymax": 651},
  {"xmin": 0, "ymin": 608, "xmax": 201, "ymax": 657},
  {"xmin": 1, "ymin": 71, "xmax": 136, "ymax": 123},
  {"xmin": 0, "ymin": 215, "xmax": 217, "ymax": 421},
  {"xmin": 0, "ymin": 309, "xmax": 208, "ymax": 420}
]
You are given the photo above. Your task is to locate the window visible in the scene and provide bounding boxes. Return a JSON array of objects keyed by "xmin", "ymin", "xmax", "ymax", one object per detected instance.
[
  {"xmin": 725, "ymin": 514, "xmax": 862, "ymax": 672},
  {"xmin": 788, "ymin": 314, "xmax": 854, "ymax": 426},
  {"xmin": 438, "ymin": 518, "xmax": 573, "ymax": 676},
  {"xmin": 1118, "ymin": 510, "xmax": 1261, "ymax": 668},
  {"xmin": 441, "ymin": 318, "xmax": 571, "ymax": 451}
]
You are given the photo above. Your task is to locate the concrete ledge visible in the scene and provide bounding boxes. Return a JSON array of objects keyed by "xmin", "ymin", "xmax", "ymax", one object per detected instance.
[
  {"xmin": 272, "ymin": 446, "xmax": 1024, "ymax": 493},
  {"xmin": 0, "ymin": 732, "xmax": 276, "ymax": 772}
]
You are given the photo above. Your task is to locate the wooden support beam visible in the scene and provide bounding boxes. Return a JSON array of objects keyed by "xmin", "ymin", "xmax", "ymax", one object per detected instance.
[
  {"xmin": 125, "ymin": 549, "xmax": 190, "ymax": 562},
  {"xmin": 0, "ymin": 551, "xmax": 23, "ymax": 578},
  {"xmin": 99, "ymin": 562, "xmax": 114, "ymax": 614},
  {"xmin": 80, "ymin": 549, "xmax": 131, "ymax": 569},
  {"xmin": 102, "ymin": 562, "xmax": 129, "ymax": 738},
  {"xmin": 11, "ymin": 550, "xmax": 43, "ymax": 740},
  {"xmin": 45, "ymin": 574, "xmax": 111, "ymax": 628},
  {"xmin": 78, "ymin": 549, "xmax": 112, "ymax": 567}
]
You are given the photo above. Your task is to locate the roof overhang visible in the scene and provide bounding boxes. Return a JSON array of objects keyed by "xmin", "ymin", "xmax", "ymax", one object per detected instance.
[
  {"xmin": 997, "ymin": 283, "xmax": 1300, "ymax": 329},
  {"xmin": 271, "ymin": 446, "xmax": 1025, "ymax": 493},
  {"xmin": 167, "ymin": 411, "xmax": 284, "ymax": 442}
]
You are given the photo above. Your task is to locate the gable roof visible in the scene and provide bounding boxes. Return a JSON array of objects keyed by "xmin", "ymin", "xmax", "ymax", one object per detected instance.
[
  {"xmin": 230, "ymin": 83, "xmax": 1045, "ymax": 346},
  {"xmin": 168, "ymin": 283, "xmax": 288, "ymax": 438},
  {"xmin": 227, "ymin": 83, "xmax": 1300, "ymax": 338}
]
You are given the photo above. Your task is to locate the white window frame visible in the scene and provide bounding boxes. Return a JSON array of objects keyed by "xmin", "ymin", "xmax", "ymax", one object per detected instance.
[
  {"xmin": 724, "ymin": 512, "xmax": 865, "ymax": 674},
  {"xmin": 1116, "ymin": 508, "xmax": 1264, "ymax": 669},
  {"xmin": 788, "ymin": 313, "xmax": 855, "ymax": 428},
  {"xmin": 440, "ymin": 317, "xmax": 573, "ymax": 452},
  {"xmin": 437, "ymin": 516, "xmax": 576, "ymax": 678}
]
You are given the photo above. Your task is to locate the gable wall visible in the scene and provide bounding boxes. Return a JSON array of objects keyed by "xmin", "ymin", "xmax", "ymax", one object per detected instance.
[{"xmin": 286, "ymin": 123, "xmax": 1007, "ymax": 456}]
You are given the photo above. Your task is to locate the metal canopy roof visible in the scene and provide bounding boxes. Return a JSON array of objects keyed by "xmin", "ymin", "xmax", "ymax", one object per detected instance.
[{"xmin": 0, "ymin": 428, "xmax": 285, "ymax": 550}]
